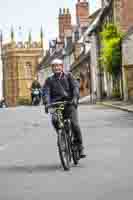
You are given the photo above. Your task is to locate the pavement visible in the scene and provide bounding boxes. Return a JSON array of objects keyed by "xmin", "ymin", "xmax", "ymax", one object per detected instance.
[
  {"xmin": 79, "ymin": 95, "xmax": 133, "ymax": 113},
  {"xmin": 99, "ymin": 100, "xmax": 133, "ymax": 113},
  {"xmin": 79, "ymin": 95, "xmax": 91, "ymax": 104}
]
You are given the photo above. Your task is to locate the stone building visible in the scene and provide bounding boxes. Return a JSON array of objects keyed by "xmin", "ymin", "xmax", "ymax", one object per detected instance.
[
  {"xmin": 87, "ymin": 0, "xmax": 133, "ymax": 100},
  {"xmin": 101, "ymin": 0, "xmax": 133, "ymax": 32},
  {"xmin": 38, "ymin": 6, "xmax": 73, "ymax": 84},
  {"xmin": 63, "ymin": 0, "xmax": 90, "ymax": 97},
  {"xmin": 2, "ymin": 29, "xmax": 44, "ymax": 106},
  {"xmin": 112, "ymin": 0, "xmax": 133, "ymax": 33},
  {"xmin": 0, "ymin": 48, "xmax": 2, "ymax": 100},
  {"xmin": 122, "ymin": 27, "xmax": 133, "ymax": 101},
  {"xmin": 71, "ymin": 51, "xmax": 91, "ymax": 97},
  {"xmin": 0, "ymin": 31, "xmax": 3, "ymax": 100},
  {"xmin": 0, "ymin": 61, "xmax": 3, "ymax": 100}
]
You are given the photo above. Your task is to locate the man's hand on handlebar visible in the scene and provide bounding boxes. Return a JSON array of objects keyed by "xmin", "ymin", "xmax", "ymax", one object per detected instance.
[{"xmin": 72, "ymin": 97, "xmax": 78, "ymax": 108}]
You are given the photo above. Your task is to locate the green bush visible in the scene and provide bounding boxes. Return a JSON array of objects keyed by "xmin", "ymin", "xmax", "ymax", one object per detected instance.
[
  {"xmin": 100, "ymin": 23, "xmax": 123, "ymax": 79},
  {"xmin": 17, "ymin": 97, "xmax": 31, "ymax": 105}
]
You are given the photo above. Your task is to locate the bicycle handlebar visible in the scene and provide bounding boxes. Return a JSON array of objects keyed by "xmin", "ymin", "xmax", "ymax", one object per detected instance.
[{"xmin": 47, "ymin": 101, "xmax": 72, "ymax": 108}]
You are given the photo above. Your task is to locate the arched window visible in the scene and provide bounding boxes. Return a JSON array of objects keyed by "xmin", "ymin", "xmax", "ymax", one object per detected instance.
[{"xmin": 24, "ymin": 62, "xmax": 32, "ymax": 79}]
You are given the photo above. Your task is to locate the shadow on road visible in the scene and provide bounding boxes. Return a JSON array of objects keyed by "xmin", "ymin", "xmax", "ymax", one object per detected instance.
[
  {"xmin": 0, "ymin": 164, "xmax": 61, "ymax": 174},
  {"xmin": 0, "ymin": 162, "xmax": 86, "ymax": 174}
]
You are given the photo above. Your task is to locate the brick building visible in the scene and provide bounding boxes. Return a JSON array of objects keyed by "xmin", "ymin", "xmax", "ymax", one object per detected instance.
[
  {"xmin": 87, "ymin": 0, "xmax": 133, "ymax": 100},
  {"xmin": 59, "ymin": 8, "xmax": 72, "ymax": 43},
  {"xmin": 76, "ymin": 0, "xmax": 90, "ymax": 30},
  {"xmin": 101, "ymin": 0, "xmax": 133, "ymax": 32},
  {"xmin": 113, "ymin": 0, "xmax": 133, "ymax": 32}
]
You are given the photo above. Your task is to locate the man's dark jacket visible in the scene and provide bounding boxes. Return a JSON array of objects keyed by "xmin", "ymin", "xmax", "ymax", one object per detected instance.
[{"xmin": 42, "ymin": 72, "xmax": 79, "ymax": 104}]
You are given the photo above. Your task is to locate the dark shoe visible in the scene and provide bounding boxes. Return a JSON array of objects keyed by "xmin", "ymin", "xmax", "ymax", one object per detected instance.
[{"xmin": 79, "ymin": 148, "xmax": 86, "ymax": 159}]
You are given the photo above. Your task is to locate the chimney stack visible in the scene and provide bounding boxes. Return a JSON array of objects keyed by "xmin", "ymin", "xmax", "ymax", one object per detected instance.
[
  {"xmin": 58, "ymin": 7, "xmax": 72, "ymax": 43},
  {"xmin": 76, "ymin": 0, "xmax": 90, "ymax": 29}
]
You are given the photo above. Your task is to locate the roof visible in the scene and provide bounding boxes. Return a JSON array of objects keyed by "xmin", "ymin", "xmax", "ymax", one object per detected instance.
[
  {"xmin": 78, "ymin": 0, "xmax": 112, "ymax": 43},
  {"xmin": 88, "ymin": 8, "xmax": 101, "ymax": 22},
  {"xmin": 70, "ymin": 1, "xmax": 112, "ymax": 70}
]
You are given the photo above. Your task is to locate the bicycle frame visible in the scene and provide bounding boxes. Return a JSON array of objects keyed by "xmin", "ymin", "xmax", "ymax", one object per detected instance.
[{"xmin": 47, "ymin": 101, "xmax": 79, "ymax": 170}]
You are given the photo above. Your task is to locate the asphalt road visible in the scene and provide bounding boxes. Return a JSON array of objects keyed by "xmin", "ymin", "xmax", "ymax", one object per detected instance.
[{"xmin": 0, "ymin": 105, "xmax": 133, "ymax": 200}]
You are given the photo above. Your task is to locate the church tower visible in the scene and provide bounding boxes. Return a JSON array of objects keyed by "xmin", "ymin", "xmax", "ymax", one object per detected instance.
[{"xmin": 2, "ymin": 29, "xmax": 44, "ymax": 106}]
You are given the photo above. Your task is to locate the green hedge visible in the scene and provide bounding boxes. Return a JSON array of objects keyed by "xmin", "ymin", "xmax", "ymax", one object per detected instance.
[{"xmin": 17, "ymin": 97, "xmax": 31, "ymax": 105}]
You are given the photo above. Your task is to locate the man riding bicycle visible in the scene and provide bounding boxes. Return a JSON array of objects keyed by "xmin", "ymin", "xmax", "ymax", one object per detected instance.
[{"xmin": 42, "ymin": 58, "xmax": 86, "ymax": 158}]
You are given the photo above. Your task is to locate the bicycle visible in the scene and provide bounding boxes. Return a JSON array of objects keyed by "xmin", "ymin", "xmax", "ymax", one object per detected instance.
[{"xmin": 47, "ymin": 101, "xmax": 80, "ymax": 171}]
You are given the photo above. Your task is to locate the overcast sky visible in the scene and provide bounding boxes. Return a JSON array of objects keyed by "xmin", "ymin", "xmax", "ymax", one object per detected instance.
[{"xmin": 0, "ymin": 0, "xmax": 101, "ymax": 48}]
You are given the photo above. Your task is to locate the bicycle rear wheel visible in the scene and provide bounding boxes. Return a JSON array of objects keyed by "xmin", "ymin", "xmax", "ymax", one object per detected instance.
[
  {"xmin": 68, "ymin": 124, "xmax": 79, "ymax": 165},
  {"xmin": 71, "ymin": 132, "xmax": 80, "ymax": 165},
  {"xmin": 72, "ymin": 144, "xmax": 80, "ymax": 165},
  {"xmin": 57, "ymin": 129, "xmax": 70, "ymax": 171}
]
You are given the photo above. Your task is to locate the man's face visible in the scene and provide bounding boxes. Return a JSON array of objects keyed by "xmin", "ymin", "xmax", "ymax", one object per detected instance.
[{"xmin": 52, "ymin": 64, "xmax": 63, "ymax": 74}]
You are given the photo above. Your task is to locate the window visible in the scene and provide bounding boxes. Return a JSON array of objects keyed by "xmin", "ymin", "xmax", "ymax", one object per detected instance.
[
  {"xmin": 75, "ymin": 31, "xmax": 79, "ymax": 42},
  {"xmin": 24, "ymin": 62, "xmax": 32, "ymax": 79}
]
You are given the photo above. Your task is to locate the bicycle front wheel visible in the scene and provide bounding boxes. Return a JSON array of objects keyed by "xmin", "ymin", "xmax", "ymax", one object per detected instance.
[
  {"xmin": 72, "ymin": 144, "xmax": 80, "ymax": 165},
  {"xmin": 57, "ymin": 129, "xmax": 70, "ymax": 171},
  {"xmin": 71, "ymin": 132, "xmax": 80, "ymax": 165}
]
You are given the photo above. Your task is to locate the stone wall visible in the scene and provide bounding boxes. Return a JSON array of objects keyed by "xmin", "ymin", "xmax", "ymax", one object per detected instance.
[
  {"xmin": 123, "ymin": 33, "xmax": 133, "ymax": 66},
  {"xmin": 122, "ymin": 31, "xmax": 133, "ymax": 101},
  {"xmin": 114, "ymin": 0, "xmax": 133, "ymax": 32},
  {"xmin": 123, "ymin": 65, "xmax": 133, "ymax": 101}
]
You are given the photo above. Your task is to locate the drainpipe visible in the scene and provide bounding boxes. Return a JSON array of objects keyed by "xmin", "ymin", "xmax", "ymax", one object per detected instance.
[{"xmin": 94, "ymin": 31, "xmax": 102, "ymax": 101}]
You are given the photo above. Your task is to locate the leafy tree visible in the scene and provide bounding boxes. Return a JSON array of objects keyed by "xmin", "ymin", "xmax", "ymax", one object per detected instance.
[
  {"xmin": 100, "ymin": 37, "xmax": 121, "ymax": 78},
  {"xmin": 100, "ymin": 24, "xmax": 122, "ymax": 40},
  {"xmin": 100, "ymin": 23, "xmax": 124, "ymax": 98},
  {"xmin": 100, "ymin": 24, "xmax": 123, "ymax": 79}
]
